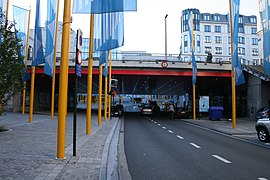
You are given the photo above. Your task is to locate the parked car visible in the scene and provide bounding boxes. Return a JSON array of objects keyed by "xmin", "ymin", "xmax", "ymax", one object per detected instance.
[
  {"xmin": 172, "ymin": 107, "xmax": 189, "ymax": 119},
  {"xmin": 256, "ymin": 107, "xmax": 270, "ymax": 119},
  {"xmin": 141, "ymin": 104, "xmax": 153, "ymax": 115},
  {"xmin": 111, "ymin": 106, "xmax": 120, "ymax": 117},
  {"xmin": 255, "ymin": 118, "xmax": 270, "ymax": 142}
]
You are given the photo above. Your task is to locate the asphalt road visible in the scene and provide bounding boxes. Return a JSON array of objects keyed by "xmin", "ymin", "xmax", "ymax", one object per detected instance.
[{"xmin": 124, "ymin": 113, "xmax": 270, "ymax": 180}]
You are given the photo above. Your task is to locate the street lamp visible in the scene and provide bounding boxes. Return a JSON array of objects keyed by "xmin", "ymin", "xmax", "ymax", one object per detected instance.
[{"xmin": 165, "ymin": 14, "xmax": 168, "ymax": 61}]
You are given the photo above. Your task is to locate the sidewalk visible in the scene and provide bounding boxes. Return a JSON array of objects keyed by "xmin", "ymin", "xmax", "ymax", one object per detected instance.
[
  {"xmin": 181, "ymin": 117, "xmax": 262, "ymax": 144},
  {"xmin": 0, "ymin": 112, "xmax": 120, "ymax": 180}
]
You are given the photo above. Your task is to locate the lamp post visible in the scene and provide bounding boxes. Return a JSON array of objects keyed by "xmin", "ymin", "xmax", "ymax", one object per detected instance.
[{"xmin": 165, "ymin": 14, "xmax": 168, "ymax": 61}]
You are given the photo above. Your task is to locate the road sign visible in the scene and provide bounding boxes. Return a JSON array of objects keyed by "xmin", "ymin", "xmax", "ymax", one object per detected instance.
[{"xmin": 161, "ymin": 61, "xmax": 168, "ymax": 68}]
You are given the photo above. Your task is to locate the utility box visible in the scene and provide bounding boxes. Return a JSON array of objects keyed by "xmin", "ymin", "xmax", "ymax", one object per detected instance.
[{"xmin": 209, "ymin": 106, "xmax": 224, "ymax": 120}]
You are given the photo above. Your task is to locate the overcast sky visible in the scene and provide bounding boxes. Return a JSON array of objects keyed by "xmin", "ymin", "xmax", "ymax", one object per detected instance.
[{"xmin": 8, "ymin": 0, "xmax": 258, "ymax": 54}]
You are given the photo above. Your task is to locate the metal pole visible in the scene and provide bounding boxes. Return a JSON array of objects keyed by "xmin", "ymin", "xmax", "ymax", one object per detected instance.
[
  {"xmin": 51, "ymin": 0, "xmax": 60, "ymax": 120},
  {"xmin": 165, "ymin": 14, "xmax": 168, "ymax": 61},
  {"xmin": 73, "ymin": 65, "xmax": 78, "ymax": 157},
  {"xmin": 108, "ymin": 50, "xmax": 113, "ymax": 118},
  {"xmin": 229, "ymin": 0, "xmax": 237, "ymax": 128},
  {"xmin": 98, "ymin": 65, "xmax": 103, "ymax": 126},
  {"xmin": 86, "ymin": 14, "xmax": 94, "ymax": 135},
  {"xmin": 57, "ymin": 0, "xmax": 71, "ymax": 159},
  {"xmin": 29, "ymin": 66, "xmax": 35, "ymax": 123},
  {"xmin": 191, "ymin": 13, "xmax": 196, "ymax": 121}
]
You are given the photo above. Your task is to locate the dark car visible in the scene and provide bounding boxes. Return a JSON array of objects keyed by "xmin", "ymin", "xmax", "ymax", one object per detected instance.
[
  {"xmin": 256, "ymin": 107, "xmax": 270, "ymax": 119},
  {"xmin": 141, "ymin": 104, "xmax": 153, "ymax": 115},
  {"xmin": 172, "ymin": 107, "xmax": 189, "ymax": 119},
  {"xmin": 111, "ymin": 106, "xmax": 120, "ymax": 117}
]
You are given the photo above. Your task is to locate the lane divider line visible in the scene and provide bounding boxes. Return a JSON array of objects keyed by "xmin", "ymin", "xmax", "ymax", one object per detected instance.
[
  {"xmin": 212, "ymin": 155, "xmax": 231, "ymax": 164},
  {"xmin": 162, "ymin": 126, "xmax": 167, "ymax": 130},
  {"xmin": 190, "ymin": 143, "xmax": 201, "ymax": 149},
  {"xmin": 176, "ymin": 135, "xmax": 184, "ymax": 139},
  {"xmin": 168, "ymin": 130, "xmax": 173, "ymax": 134},
  {"xmin": 157, "ymin": 124, "xmax": 161, "ymax": 126}
]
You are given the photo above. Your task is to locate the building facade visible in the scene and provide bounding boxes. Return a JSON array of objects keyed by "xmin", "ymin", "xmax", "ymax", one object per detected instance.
[{"xmin": 180, "ymin": 8, "xmax": 260, "ymax": 65}]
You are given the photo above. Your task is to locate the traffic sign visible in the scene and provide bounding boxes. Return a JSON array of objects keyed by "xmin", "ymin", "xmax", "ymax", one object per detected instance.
[{"xmin": 161, "ymin": 61, "xmax": 168, "ymax": 68}]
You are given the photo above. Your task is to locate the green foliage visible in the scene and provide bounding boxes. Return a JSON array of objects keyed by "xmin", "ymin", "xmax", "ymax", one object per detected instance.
[{"xmin": 0, "ymin": 10, "xmax": 24, "ymax": 114}]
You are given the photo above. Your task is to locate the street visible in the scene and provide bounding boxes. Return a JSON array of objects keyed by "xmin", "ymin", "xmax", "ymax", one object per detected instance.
[{"xmin": 124, "ymin": 113, "xmax": 270, "ymax": 180}]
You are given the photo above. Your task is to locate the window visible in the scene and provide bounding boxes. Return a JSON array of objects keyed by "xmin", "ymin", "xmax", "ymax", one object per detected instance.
[
  {"xmin": 238, "ymin": 37, "xmax": 245, "ymax": 44},
  {"xmin": 251, "ymin": 28, "xmax": 257, "ymax": 34},
  {"xmin": 214, "ymin": 26, "xmax": 221, "ymax": 33},
  {"xmin": 184, "ymin": 57, "xmax": 189, "ymax": 62},
  {"xmin": 197, "ymin": 35, "xmax": 201, "ymax": 53},
  {"xmin": 239, "ymin": 16, "xmax": 243, "ymax": 23},
  {"xmin": 184, "ymin": 35, "xmax": 188, "ymax": 53},
  {"xmin": 214, "ymin": 15, "xmax": 220, "ymax": 21},
  {"xmin": 197, "ymin": 57, "xmax": 202, "ymax": 61},
  {"xmin": 238, "ymin": 47, "xmax": 245, "ymax": 55},
  {"xmin": 215, "ymin": 36, "xmax": 222, "ymax": 43},
  {"xmin": 239, "ymin": 27, "xmax": 244, "ymax": 33},
  {"xmin": 252, "ymin": 38, "xmax": 258, "ymax": 45},
  {"xmin": 250, "ymin": 17, "xmax": 256, "ymax": 23},
  {"xmin": 252, "ymin": 48, "xmax": 259, "ymax": 56},
  {"xmin": 203, "ymin": 15, "xmax": 210, "ymax": 21},
  {"xmin": 204, "ymin": 36, "xmax": 211, "ymax": 43},
  {"xmin": 205, "ymin": 47, "xmax": 212, "ymax": 53},
  {"xmin": 204, "ymin": 25, "xmax": 211, "ymax": 32},
  {"xmin": 215, "ymin": 47, "xmax": 222, "ymax": 54}
]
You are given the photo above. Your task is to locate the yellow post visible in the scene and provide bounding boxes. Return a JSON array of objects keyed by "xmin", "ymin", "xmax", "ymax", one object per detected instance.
[
  {"xmin": 98, "ymin": 65, "xmax": 103, "ymax": 126},
  {"xmin": 5, "ymin": 0, "xmax": 9, "ymax": 28},
  {"xmin": 104, "ymin": 75, "xmax": 108, "ymax": 120},
  {"xmin": 29, "ymin": 67, "xmax": 35, "ymax": 123},
  {"xmin": 22, "ymin": 7, "xmax": 31, "ymax": 115},
  {"xmin": 57, "ymin": 0, "xmax": 71, "ymax": 159},
  {"xmin": 51, "ymin": 0, "xmax": 60, "ymax": 120},
  {"xmin": 108, "ymin": 50, "xmax": 113, "ymax": 118},
  {"xmin": 191, "ymin": 12, "xmax": 196, "ymax": 121},
  {"xmin": 229, "ymin": 0, "xmax": 237, "ymax": 128},
  {"xmin": 86, "ymin": 14, "xmax": 95, "ymax": 135}
]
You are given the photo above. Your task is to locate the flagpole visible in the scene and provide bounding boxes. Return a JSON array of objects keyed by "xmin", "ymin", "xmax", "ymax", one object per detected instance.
[
  {"xmin": 98, "ymin": 65, "xmax": 103, "ymax": 126},
  {"xmin": 51, "ymin": 0, "xmax": 60, "ymax": 120},
  {"xmin": 86, "ymin": 14, "xmax": 94, "ymax": 135},
  {"xmin": 104, "ymin": 71, "xmax": 108, "ymax": 120},
  {"xmin": 108, "ymin": 50, "xmax": 112, "ymax": 118},
  {"xmin": 57, "ymin": 0, "xmax": 71, "ymax": 159},
  {"xmin": 191, "ymin": 13, "xmax": 196, "ymax": 121},
  {"xmin": 22, "ymin": 7, "xmax": 31, "ymax": 115},
  {"xmin": 5, "ymin": 0, "xmax": 9, "ymax": 28},
  {"xmin": 229, "ymin": 0, "xmax": 237, "ymax": 128},
  {"xmin": 29, "ymin": 66, "xmax": 35, "ymax": 123}
]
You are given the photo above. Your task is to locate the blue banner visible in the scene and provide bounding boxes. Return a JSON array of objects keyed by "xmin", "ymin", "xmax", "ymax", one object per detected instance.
[
  {"xmin": 231, "ymin": 0, "xmax": 240, "ymax": 69},
  {"xmin": 94, "ymin": 12, "xmax": 124, "ymax": 52},
  {"xmin": 13, "ymin": 5, "xmax": 30, "ymax": 82},
  {"xmin": 32, "ymin": 0, "xmax": 44, "ymax": 66},
  {"xmin": 262, "ymin": 0, "xmax": 270, "ymax": 77},
  {"xmin": 0, "ymin": 0, "xmax": 6, "ymax": 12},
  {"xmin": 187, "ymin": 11, "xmax": 197, "ymax": 85},
  {"xmin": 72, "ymin": 0, "xmax": 137, "ymax": 14},
  {"xmin": 44, "ymin": 0, "xmax": 57, "ymax": 77}
]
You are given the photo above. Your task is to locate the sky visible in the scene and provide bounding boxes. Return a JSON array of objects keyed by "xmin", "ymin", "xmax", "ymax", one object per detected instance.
[{"xmin": 7, "ymin": 0, "xmax": 258, "ymax": 54}]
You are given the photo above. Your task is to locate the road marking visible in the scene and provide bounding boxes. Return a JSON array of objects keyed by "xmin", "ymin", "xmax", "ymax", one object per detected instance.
[
  {"xmin": 157, "ymin": 124, "xmax": 161, "ymax": 126},
  {"xmin": 176, "ymin": 135, "xmax": 184, "ymax": 139},
  {"xmin": 154, "ymin": 121, "xmax": 157, "ymax": 124},
  {"xmin": 258, "ymin": 178, "xmax": 268, "ymax": 180},
  {"xmin": 168, "ymin": 130, "xmax": 173, "ymax": 134},
  {"xmin": 190, "ymin": 143, "xmax": 201, "ymax": 149},
  {"xmin": 162, "ymin": 126, "xmax": 166, "ymax": 130},
  {"xmin": 212, "ymin": 155, "xmax": 231, "ymax": 164}
]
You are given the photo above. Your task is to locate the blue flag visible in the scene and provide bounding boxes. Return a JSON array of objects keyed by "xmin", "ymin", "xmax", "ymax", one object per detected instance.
[
  {"xmin": 44, "ymin": 0, "xmax": 57, "ymax": 77},
  {"xmin": 94, "ymin": 12, "xmax": 124, "ymax": 52},
  {"xmin": 32, "ymin": 0, "xmax": 44, "ymax": 66},
  {"xmin": 102, "ymin": 60, "xmax": 108, "ymax": 77},
  {"xmin": 187, "ymin": 11, "xmax": 197, "ymax": 85},
  {"xmin": 231, "ymin": 0, "xmax": 240, "ymax": 69},
  {"xmin": 72, "ymin": 0, "xmax": 137, "ymax": 14},
  {"xmin": 261, "ymin": 0, "xmax": 270, "ymax": 77},
  {"xmin": 0, "ymin": 0, "xmax": 6, "ymax": 12},
  {"xmin": 13, "ymin": 6, "xmax": 30, "ymax": 82},
  {"xmin": 231, "ymin": 0, "xmax": 245, "ymax": 85}
]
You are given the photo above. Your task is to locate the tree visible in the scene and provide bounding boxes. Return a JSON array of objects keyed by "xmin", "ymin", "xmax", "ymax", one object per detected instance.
[{"xmin": 0, "ymin": 9, "xmax": 24, "ymax": 115}]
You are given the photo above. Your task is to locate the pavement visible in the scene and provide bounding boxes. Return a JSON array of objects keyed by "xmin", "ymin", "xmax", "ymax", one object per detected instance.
[{"xmin": 0, "ymin": 112, "xmax": 268, "ymax": 180}]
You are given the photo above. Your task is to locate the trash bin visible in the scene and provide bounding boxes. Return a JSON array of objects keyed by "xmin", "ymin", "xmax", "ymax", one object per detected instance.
[{"xmin": 209, "ymin": 106, "xmax": 224, "ymax": 120}]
